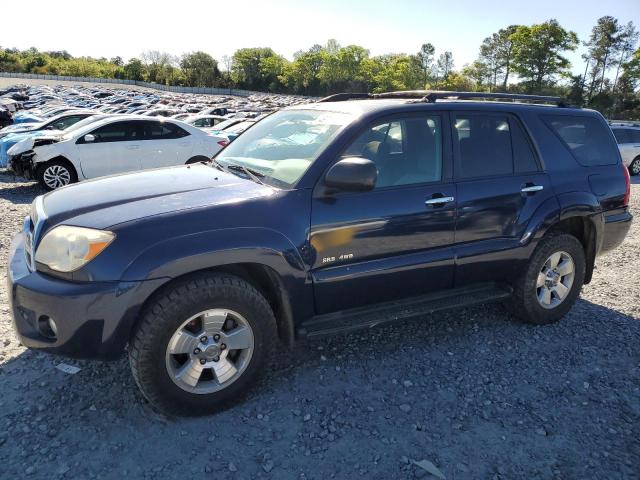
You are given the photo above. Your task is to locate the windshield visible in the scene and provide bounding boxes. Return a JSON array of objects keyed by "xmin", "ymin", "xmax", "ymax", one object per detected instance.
[{"xmin": 215, "ymin": 109, "xmax": 353, "ymax": 188}]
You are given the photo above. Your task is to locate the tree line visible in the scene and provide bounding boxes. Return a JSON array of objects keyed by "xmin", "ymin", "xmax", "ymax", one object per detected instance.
[{"xmin": 1, "ymin": 16, "xmax": 639, "ymax": 118}]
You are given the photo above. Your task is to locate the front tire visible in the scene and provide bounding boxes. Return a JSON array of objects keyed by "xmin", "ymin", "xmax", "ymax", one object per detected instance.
[
  {"xmin": 509, "ymin": 233, "xmax": 586, "ymax": 325},
  {"xmin": 36, "ymin": 160, "xmax": 77, "ymax": 191},
  {"xmin": 629, "ymin": 157, "xmax": 640, "ymax": 176},
  {"xmin": 129, "ymin": 273, "xmax": 277, "ymax": 416}
]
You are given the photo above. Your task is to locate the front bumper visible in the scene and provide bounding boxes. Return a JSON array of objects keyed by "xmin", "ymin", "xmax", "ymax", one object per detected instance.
[
  {"xmin": 7, "ymin": 233, "xmax": 166, "ymax": 360},
  {"xmin": 7, "ymin": 151, "xmax": 36, "ymax": 179}
]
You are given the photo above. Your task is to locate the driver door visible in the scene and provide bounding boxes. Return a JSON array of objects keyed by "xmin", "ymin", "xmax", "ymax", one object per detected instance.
[
  {"xmin": 309, "ymin": 112, "xmax": 456, "ymax": 314},
  {"xmin": 75, "ymin": 120, "xmax": 143, "ymax": 178}
]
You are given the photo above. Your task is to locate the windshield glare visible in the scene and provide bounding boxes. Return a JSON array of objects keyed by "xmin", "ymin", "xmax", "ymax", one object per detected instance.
[{"xmin": 215, "ymin": 109, "xmax": 353, "ymax": 188}]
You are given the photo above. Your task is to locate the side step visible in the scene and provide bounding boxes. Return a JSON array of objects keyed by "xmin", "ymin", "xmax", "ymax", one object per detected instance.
[{"xmin": 298, "ymin": 283, "xmax": 512, "ymax": 339}]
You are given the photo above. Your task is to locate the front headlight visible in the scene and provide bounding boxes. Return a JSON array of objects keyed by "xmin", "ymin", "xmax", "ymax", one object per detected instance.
[{"xmin": 35, "ymin": 226, "xmax": 115, "ymax": 272}]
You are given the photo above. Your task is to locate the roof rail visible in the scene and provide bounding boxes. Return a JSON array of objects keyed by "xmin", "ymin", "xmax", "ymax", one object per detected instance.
[{"xmin": 317, "ymin": 90, "xmax": 570, "ymax": 107}]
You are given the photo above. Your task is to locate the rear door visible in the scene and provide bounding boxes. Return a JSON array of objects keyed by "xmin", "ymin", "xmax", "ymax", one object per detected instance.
[
  {"xmin": 140, "ymin": 120, "xmax": 193, "ymax": 168},
  {"xmin": 76, "ymin": 120, "xmax": 144, "ymax": 178},
  {"xmin": 310, "ymin": 112, "xmax": 457, "ymax": 314},
  {"xmin": 451, "ymin": 111, "xmax": 554, "ymax": 286}
]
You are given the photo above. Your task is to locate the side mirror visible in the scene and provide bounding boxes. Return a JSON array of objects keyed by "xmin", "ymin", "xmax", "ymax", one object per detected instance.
[
  {"xmin": 83, "ymin": 134, "xmax": 95, "ymax": 143},
  {"xmin": 324, "ymin": 157, "xmax": 377, "ymax": 192}
]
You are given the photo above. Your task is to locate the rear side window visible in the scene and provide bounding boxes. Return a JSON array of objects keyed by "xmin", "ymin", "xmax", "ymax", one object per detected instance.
[
  {"xmin": 144, "ymin": 121, "xmax": 190, "ymax": 140},
  {"xmin": 453, "ymin": 114, "xmax": 512, "ymax": 178},
  {"xmin": 629, "ymin": 129, "xmax": 640, "ymax": 143},
  {"xmin": 612, "ymin": 128, "xmax": 629, "ymax": 144},
  {"xmin": 544, "ymin": 115, "xmax": 619, "ymax": 166}
]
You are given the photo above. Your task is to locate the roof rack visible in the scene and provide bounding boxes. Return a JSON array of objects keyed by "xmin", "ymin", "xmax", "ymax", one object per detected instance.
[{"xmin": 317, "ymin": 90, "xmax": 569, "ymax": 107}]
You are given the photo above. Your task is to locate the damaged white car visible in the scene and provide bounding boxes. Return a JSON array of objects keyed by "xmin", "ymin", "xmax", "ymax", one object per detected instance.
[{"xmin": 8, "ymin": 116, "xmax": 227, "ymax": 190}]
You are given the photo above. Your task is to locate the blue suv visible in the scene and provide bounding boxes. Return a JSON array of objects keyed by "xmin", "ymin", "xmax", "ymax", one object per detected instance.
[{"xmin": 7, "ymin": 91, "xmax": 632, "ymax": 415}]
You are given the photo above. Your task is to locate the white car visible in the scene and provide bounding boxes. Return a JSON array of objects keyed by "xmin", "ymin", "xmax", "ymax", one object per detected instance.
[
  {"xmin": 610, "ymin": 122, "xmax": 640, "ymax": 175},
  {"xmin": 8, "ymin": 116, "xmax": 227, "ymax": 190}
]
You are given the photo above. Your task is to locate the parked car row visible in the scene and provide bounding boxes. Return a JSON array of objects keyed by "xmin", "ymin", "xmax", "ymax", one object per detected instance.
[{"xmin": 0, "ymin": 83, "xmax": 313, "ymax": 189}]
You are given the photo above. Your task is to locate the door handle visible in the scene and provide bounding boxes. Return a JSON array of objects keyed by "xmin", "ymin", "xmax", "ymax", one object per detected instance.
[
  {"xmin": 125, "ymin": 145, "xmax": 140, "ymax": 150},
  {"xmin": 425, "ymin": 196, "xmax": 455, "ymax": 206},
  {"xmin": 521, "ymin": 185, "xmax": 544, "ymax": 193}
]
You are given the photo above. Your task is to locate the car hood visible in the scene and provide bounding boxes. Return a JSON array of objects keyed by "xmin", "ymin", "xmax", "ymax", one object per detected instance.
[
  {"xmin": 7, "ymin": 131, "xmax": 65, "ymax": 155},
  {"xmin": 40, "ymin": 163, "xmax": 277, "ymax": 230}
]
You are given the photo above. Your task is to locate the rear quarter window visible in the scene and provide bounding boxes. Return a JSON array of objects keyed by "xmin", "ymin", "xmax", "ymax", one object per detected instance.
[{"xmin": 543, "ymin": 115, "xmax": 619, "ymax": 166}]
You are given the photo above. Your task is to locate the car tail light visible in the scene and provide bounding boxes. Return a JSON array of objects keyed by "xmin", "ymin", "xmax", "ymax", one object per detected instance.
[
  {"xmin": 217, "ymin": 140, "xmax": 229, "ymax": 147},
  {"xmin": 622, "ymin": 161, "xmax": 631, "ymax": 206}
]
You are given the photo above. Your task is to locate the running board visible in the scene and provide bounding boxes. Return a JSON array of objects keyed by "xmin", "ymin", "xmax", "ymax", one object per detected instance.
[{"xmin": 298, "ymin": 283, "xmax": 512, "ymax": 339}]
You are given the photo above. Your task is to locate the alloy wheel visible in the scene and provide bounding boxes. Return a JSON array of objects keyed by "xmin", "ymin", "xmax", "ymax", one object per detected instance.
[
  {"xmin": 536, "ymin": 251, "xmax": 575, "ymax": 309},
  {"xmin": 42, "ymin": 165, "xmax": 71, "ymax": 189},
  {"xmin": 165, "ymin": 309, "xmax": 254, "ymax": 394}
]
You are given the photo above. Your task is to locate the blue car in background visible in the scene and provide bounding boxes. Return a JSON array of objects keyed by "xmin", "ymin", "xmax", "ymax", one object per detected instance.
[{"xmin": 0, "ymin": 111, "xmax": 95, "ymax": 139}]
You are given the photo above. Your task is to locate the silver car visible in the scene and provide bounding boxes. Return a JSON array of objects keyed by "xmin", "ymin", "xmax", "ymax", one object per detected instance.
[{"xmin": 610, "ymin": 121, "xmax": 640, "ymax": 175}]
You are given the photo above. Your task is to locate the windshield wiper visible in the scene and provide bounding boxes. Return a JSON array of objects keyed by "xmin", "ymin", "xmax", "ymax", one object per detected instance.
[
  {"xmin": 225, "ymin": 163, "xmax": 266, "ymax": 185},
  {"xmin": 210, "ymin": 157, "xmax": 226, "ymax": 172}
]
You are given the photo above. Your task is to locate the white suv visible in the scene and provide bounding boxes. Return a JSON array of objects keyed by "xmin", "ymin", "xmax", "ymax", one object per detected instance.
[
  {"xmin": 8, "ymin": 116, "xmax": 227, "ymax": 190},
  {"xmin": 610, "ymin": 122, "xmax": 640, "ymax": 175}
]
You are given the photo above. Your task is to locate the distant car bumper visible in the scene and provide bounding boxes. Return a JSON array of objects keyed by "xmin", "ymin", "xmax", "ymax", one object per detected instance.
[
  {"xmin": 7, "ymin": 234, "xmax": 165, "ymax": 360},
  {"xmin": 600, "ymin": 209, "xmax": 633, "ymax": 254}
]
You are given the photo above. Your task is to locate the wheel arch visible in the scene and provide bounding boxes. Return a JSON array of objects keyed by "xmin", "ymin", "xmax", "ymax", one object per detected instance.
[{"xmin": 129, "ymin": 264, "xmax": 296, "ymax": 349}]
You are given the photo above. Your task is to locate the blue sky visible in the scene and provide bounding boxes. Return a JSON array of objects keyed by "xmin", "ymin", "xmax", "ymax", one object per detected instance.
[{"xmin": 2, "ymin": 0, "xmax": 639, "ymax": 75}]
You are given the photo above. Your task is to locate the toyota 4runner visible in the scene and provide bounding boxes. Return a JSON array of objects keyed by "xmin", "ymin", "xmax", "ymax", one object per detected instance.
[{"xmin": 7, "ymin": 91, "xmax": 632, "ymax": 415}]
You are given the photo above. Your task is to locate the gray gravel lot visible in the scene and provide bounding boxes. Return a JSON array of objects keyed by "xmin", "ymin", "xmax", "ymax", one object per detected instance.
[{"xmin": 0, "ymin": 171, "xmax": 639, "ymax": 480}]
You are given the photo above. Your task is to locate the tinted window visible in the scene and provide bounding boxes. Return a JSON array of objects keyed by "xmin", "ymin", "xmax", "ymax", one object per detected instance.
[
  {"xmin": 454, "ymin": 114, "xmax": 512, "ymax": 178},
  {"xmin": 89, "ymin": 121, "xmax": 144, "ymax": 143},
  {"xmin": 544, "ymin": 115, "xmax": 619, "ymax": 166},
  {"xmin": 629, "ymin": 129, "xmax": 640, "ymax": 143},
  {"xmin": 144, "ymin": 121, "xmax": 190, "ymax": 140},
  {"xmin": 612, "ymin": 128, "xmax": 629, "ymax": 144},
  {"xmin": 50, "ymin": 115, "xmax": 85, "ymax": 131},
  {"xmin": 511, "ymin": 118, "xmax": 539, "ymax": 173},
  {"xmin": 342, "ymin": 116, "xmax": 442, "ymax": 188}
]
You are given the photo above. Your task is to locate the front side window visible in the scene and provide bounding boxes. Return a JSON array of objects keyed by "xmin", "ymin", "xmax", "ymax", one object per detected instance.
[
  {"xmin": 544, "ymin": 115, "xmax": 619, "ymax": 166},
  {"xmin": 216, "ymin": 109, "xmax": 353, "ymax": 188},
  {"xmin": 87, "ymin": 121, "xmax": 144, "ymax": 143},
  {"xmin": 454, "ymin": 114, "xmax": 512, "ymax": 178},
  {"xmin": 342, "ymin": 115, "xmax": 442, "ymax": 188}
]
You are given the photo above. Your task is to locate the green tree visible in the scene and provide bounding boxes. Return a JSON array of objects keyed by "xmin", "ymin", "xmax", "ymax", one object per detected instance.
[
  {"xmin": 123, "ymin": 58, "xmax": 145, "ymax": 81},
  {"xmin": 180, "ymin": 51, "xmax": 220, "ymax": 87},
  {"xmin": 478, "ymin": 25, "xmax": 519, "ymax": 89},
  {"xmin": 415, "ymin": 43, "xmax": 435, "ymax": 88},
  {"xmin": 510, "ymin": 19, "xmax": 579, "ymax": 91}
]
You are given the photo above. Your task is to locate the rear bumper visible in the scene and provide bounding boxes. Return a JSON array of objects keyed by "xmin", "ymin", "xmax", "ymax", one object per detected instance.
[
  {"xmin": 7, "ymin": 234, "xmax": 166, "ymax": 360},
  {"xmin": 600, "ymin": 209, "xmax": 633, "ymax": 254}
]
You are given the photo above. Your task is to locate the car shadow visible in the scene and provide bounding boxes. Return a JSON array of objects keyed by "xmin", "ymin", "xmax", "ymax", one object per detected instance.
[
  {"xmin": 0, "ymin": 170, "xmax": 41, "ymax": 201},
  {"xmin": 0, "ymin": 298, "xmax": 638, "ymax": 478}
]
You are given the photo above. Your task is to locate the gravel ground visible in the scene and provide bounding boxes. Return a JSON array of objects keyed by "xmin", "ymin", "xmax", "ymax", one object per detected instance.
[{"xmin": 0, "ymin": 171, "xmax": 639, "ymax": 480}]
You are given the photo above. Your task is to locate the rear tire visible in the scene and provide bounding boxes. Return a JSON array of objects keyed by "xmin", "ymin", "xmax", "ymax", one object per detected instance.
[
  {"xmin": 129, "ymin": 273, "xmax": 277, "ymax": 416},
  {"xmin": 36, "ymin": 159, "xmax": 77, "ymax": 191},
  {"xmin": 509, "ymin": 233, "xmax": 586, "ymax": 325},
  {"xmin": 629, "ymin": 157, "xmax": 640, "ymax": 176}
]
